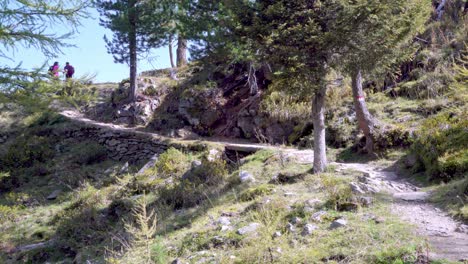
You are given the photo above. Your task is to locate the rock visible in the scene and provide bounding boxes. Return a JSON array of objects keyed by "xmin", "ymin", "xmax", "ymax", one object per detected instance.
[
  {"xmin": 350, "ymin": 182, "xmax": 366, "ymax": 194},
  {"xmin": 455, "ymin": 224, "xmax": 468, "ymax": 234},
  {"xmin": 237, "ymin": 223, "xmax": 261, "ymax": 235},
  {"xmin": 286, "ymin": 222, "xmax": 296, "ymax": 233},
  {"xmin": 329, "ymin": 219, "xmax": 347, "ymax": 229},
  {"xmin": 220, "ymin": 225, "xmax": 232, "ymax": 232},
  {"xmin": 305, "ymin": 199, "xmax": 322, "ymax": 207},
  {"xmin": 311, "ymin": 211, "xmax": 327, "ymax": 222},
  {"xmin": 217, "ymin": 217, "xmax": 231, "ymax": 226},
  {"xmin": 273, "ymin": 231, "xmax": 282, "ymax": 238},
  {"xmin": 191, "ymin": 160, "xmax": 202, "ymax": 169},
  {"xmin": 107, "ymin": 139, "xmax": 121, "ymax": 146},
  {"xmin": 239, "ymin": 171, "xmax": 255, "ymax": 183},
  {"xmin": 302, "ymin": 224, "xmax": 319, "ymax": 236},
  {"xmin": 172, "ymin": 259, "xmax": 183, "ymax": 264},
  {"xmin": 176, "ymin": 128, "xmax": 199, "ymax": 140},
  {"xmin": 207, "ymin": 149, "xmax": 221, "ymax": 162},
  {"xmin": 291, "ymin": 217, "xmax": 302, "ymax": 225},
  {"xmin": 46, "ymin": 190, "xmax": 61, "ymax": 200},
  {"xmin": 359, "ymin": 196, "xmax": 373, "ymax": 206},
  {"xmin": 119, "ymin": 162, "xmax": 129, "ymax": 174},
  {"xmin": 404, "ymin": 154, "xmax": 418, "ymax": 168}
]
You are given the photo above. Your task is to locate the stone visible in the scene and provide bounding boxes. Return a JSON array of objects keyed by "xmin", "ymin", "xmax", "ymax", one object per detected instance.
[
  {"xmin": 176, "ymin": 128, "xmax": 199, "ymax": 140},
  {"xmin": 119, "ymin": 162, "xmax": 129, "ymax": 174},
  {"xmin": 455, "ymin": 224, "xmax": 468, "ymax": 234},
  {"xmin": 305, "ymin": 199, "xmax": 322, "ymax": 207},
  {"xmin": 171, "ymin": 259, "xmax": 183, "ymax": 264},
  {"xmin": 329, "ymin": 219, "xmax": 347, "ymax": 229},
  {"xmin": 47, "ymin": 190, "xmax": 61, "ymax": 200},
  {"xmin": 350, "ymin": 182, "xmax": 366, "ymax": 194},
  {"xmin": 291, "ymin": 217, "xmax": 302, "ymax": 225},
  {"xmin": 220, "ymin": 225, "xmax": 232, "ymax": 232},
  {"xmin": 191, "ymin": 160, "xmax": 202, "ymax": 169},
  {"xmin": 107, "ymin": 139, "xmax": 121, "ymax": 146},
  {"xmin": 302, "ymin": 224, "xmax": 319, "ymax": 236},
  {"xmin": 311, "ymin": 211, "xmax": 327, "ymax": 222},
  {"xmin": 217, "ymin": 217, "xmax": 231, "ymax": 226},
  {"xmin": 239, "ymin": 171, "xmax": 255, "ymax": 183},
  {"xmin": 286, "ymin": 223, "xmax": 296, "ymax": 233},
  {"xmin": 237, "ymin": 223, "xmax": 261, "ymax": 235},
  {"xmin": 207, "ymin": 149, "xmax": 220, "ymax": 162},
  {"xmin": 359, "ymin": 196, "xmax": 373, "ymax": 206},
  {"xmin": 273, "ymin": 231, "xmax": 282, "ymax": 238}
]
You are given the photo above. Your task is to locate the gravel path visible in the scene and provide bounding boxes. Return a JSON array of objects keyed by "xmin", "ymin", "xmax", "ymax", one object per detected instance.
[{"xmin": 335, "ymin": 163, "xmax": 468, "ymax": 262}]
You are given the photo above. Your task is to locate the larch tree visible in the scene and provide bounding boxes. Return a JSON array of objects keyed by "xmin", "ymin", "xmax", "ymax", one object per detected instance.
[
  {"xmin": 96, "ymin": 0, "xmax": 162, "ymax": 103},
  {"xmin": 0, "ymin": 0, "xmax": 89, "ymax": 92},
  {"xmin": 331, "ymin": 0, "xmax": 432, "ymax": 153}
]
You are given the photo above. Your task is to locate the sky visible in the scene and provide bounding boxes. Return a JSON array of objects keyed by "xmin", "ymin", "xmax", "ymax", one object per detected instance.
[{"xmin": 6, "ymin": 9, "xmax": 173, "ymax": 83}]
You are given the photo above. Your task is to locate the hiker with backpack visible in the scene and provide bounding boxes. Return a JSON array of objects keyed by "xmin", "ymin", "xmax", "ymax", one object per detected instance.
[
  {"xmin": 64, "ymin": 62, "xmax": 75, "ymax": 79},
  {"xmin": 48, "ymin": 62, "xmax": 60, "ymax": 78}
]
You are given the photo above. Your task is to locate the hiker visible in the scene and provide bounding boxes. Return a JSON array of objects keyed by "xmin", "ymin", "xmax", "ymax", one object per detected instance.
[
  {"xmin": 48, "ymin": 62, "xmax": 60, "ymax": 78},
  {"xmin": 64, "ymin": 62, "xmax": 75, "ymax": 79}
]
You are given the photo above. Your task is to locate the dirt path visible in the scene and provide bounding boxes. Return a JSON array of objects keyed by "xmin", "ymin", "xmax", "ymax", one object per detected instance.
[
  {"xmin": 60, "ymin": 110, "xmax": 468, "ymax": 262},
  {"xmin": 335, "ymin": 163, "xmax": 468, "ymax": 262}
]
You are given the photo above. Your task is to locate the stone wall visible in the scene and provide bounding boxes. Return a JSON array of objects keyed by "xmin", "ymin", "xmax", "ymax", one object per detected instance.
[{"xmin": 61, "ymin": 124, "xmax": 169, "ymax": 164}]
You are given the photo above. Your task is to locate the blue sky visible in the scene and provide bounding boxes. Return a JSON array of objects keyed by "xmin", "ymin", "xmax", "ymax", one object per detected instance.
[{"xmin": 6, "ymin": 9, "xmax": 172, "ymax": 83}]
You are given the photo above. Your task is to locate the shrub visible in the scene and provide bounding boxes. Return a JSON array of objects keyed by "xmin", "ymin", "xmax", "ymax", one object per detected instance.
[
  {"xmin": 320, "ymin": 174, "xmax": 355, "ymax": 211},
  {"xmin": 240, "ymin": 184, "xmax": 275, "ymax": 202},
  {"xmin": 154, "ymin": 147, "xmax": 189, "ymax": 179},
  {"xmin": 1, "ymin": 135, "xmax": 54, "ymax": 169},
  {"xmin": 0, "ymin": 204, "xmax": 22, "ymax": 222},
  {"xmin": 411, "ymin": 112, "xmax": 468, "ymax": 181},
  {"xmin": 158, "ymin": 158, "xmax": 228, "ymax": 209}
]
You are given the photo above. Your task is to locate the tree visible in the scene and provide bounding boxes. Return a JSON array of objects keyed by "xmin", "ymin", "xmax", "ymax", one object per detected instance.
[
  {"xmin": 331, "ymin": 0, "xmax": 431, "ymax": 153},
  {"xmin": 0, "ymin": 0, "xmax": 88, "ymax": 92},
  {"xmin": 96, "ymin": 0, "xmax": 164, "ymax": 103},
  {"xmin": 225, "ymin": 0, "xmax": 344, "ymax": 173}
]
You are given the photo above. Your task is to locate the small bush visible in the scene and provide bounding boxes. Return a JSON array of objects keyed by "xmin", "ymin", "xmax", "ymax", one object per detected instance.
[
  {"xmin": 1, "ymin": 135, "xmax": 54, "ymax": 169},
  {"xmin": 240, "ymin": 184, "xmax": 275, "ymax": 202},
  {"xmin": 0, "ymin": 204, "xmax": 22, "ymax": 222},
  {"xmin": 411, "ymin": 112, "xmax": 468, "ymax": 181},
  {"xmin": 154, "ymin": 147, "xmax": 189, "ymax": 179},
  {"xmin": 320, "ymin": 174, "xmax": 354, "ymax": 211}
]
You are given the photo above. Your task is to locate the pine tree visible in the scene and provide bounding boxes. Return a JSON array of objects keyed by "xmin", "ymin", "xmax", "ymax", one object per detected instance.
[{"xmin": 96, "ymin": 0, "xmax": 168, "ymax": 102}]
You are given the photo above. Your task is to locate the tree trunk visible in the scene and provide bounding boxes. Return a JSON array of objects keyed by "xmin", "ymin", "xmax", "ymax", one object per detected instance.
[
  {"xmin": 351, "ymin": 70, "xmax": 377, "ymax": 154},
  {"xmin": 128, "ymin": 0, "xmax": 137, "ymax": 103},
  {"xmin": 312, "ymin": 85, "xmax": 327, "ymax": 173},
  {"xmin": 176, "ymin": 35, "xmax": 187, "ymax": 67},
  {"xmin": 169, "ymin": 34, "xmax": 175, "ymax": 68}
]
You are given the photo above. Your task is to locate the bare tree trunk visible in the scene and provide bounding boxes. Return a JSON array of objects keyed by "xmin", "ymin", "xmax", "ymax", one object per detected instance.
[
  {"xmin": 176, "ymin": 35, "xmax": 187, "ymax": 67},
  {"xmin": 312, "ymin": 85, "xmax": 327, "ymax": 173},
  {"xmin": 169, "ymin": 34, "xmax": 175, "ymax": 68},
  {"xmin": 248, "ymin": 62, "xmax": 258, "ymax": 96},
  {"xmin": 351, "ymin": 70, "xmax": 377, "ymax": 154},
  {"xmin": 128, "ymin": 0, "xmax": 137, "ymax": 103}
]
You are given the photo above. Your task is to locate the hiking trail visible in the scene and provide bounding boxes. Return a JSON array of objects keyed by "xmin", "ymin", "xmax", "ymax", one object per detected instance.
[{"xmin": 60, "ymin": 109, "xmax": 468, "ymax": 262}]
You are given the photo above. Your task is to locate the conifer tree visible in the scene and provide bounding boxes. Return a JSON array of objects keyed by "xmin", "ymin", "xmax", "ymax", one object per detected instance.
[
  {"xmin": 96, "ymin": 0, "xmax": 168, "ymax": 102},
  {"xmin": 331, "ymin": 0, "xmax": 431, "ymax": 153}
]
